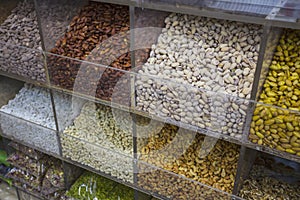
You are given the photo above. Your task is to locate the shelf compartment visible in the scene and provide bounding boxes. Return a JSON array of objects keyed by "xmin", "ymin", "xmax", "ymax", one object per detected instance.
[
  {"xmin": 61, "ymin": 101, "xmax": 134, "ymax": 156},
  {"xmin": 46, "ymin": 53, "xmax": 132, "ymax": 106},
  {"xmin": 6, "ymin": 145, "xmax": 69, "ymax": 200},
  {"xmin": 0, "ymin": 112, "xmax": 59, "ymax": 155},
  {"xmin": 66, "ymin": 171, "xmax": 117, "ymax": 199},
  {"xmin": 137, "ymin": 125, "xmax": 240, "ymax": 194},
  {"xmin": 66, "ymin": 170, "xmax": 136, "ymax": 200},
  {"xmin": 60, "ymin": 133, "xmax": 134, "ymax": 183},
  {"xmin": 248, "ymin": 102, "xmax": 300, "ymax": 158},
  {"xmin": 248, "ymin": 28, "xmax": 300, "ymax": 159},
  {"xmin": 0, "ymin": 0, "xmax": 47, "ymax": 83},
  {"xmin": 0, "ymin": 0, "xmax": 41, "ymax": 48},
  {"xmin": 35, "ymin": 0, "xmax": 87, "ymax": 52},
  {"xmin": 135, "ymin": 71, "xmax": 251, "ymax": 140},
  {"xmin": 134, "ymin": 9, "xmax": 264, "ymax": 139},
  {"xmin": 0, "ymin": 84, "xmax": 63, "ymax": 155},
  {"xmin": 137, "ymin": 161, "xmax": 238, "ymax": 200},
  {"xmin": 0, "ymin": 42, "xmax": 46, "ymax": 83},
  {"xmin": 238, "ymin": 152, "xmax": 300, "ymax": 199},
  {"xmin": 44, "ymin": 1, "xmax": 132, "ymax": 102}
]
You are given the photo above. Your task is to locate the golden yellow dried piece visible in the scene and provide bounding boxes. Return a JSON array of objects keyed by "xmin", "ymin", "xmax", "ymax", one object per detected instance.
[{"xmin": 249, "ymin": 30, "xmax": 300, "ymax": 156}]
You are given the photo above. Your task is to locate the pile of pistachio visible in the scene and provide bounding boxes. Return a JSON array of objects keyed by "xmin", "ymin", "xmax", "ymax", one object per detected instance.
[{"xmin": 250, "ymin": 29, "xmax": 300, "ymax": 156}]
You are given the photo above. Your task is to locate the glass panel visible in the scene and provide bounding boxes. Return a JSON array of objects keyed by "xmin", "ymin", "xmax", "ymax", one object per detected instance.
[
  {"xmin": 0, "ymin": 112, "xmax": 59, "ymax": 155},
  {"xmin": 61, "ymin": 102, "xmax": 134, "ymax": 156},
  {"xmin": 250, "ymin": 28, "xmax": 300, "ymax": 159},
  {"xmin": 142, "ymin": 0, "xmax": 300, "ymax": 20},
  {"xmin": 0, "ymin": 84, "xmax": 56, "ymax": 130},
  {"xmin": 249, "ymin": 102, "xmax": 300, "ymax": 158},
  {"xmin": 35, "ymin": 0, "xmax": 87, "ymax": 52},
  {"xmin": 137, "ymin": 162, "xmax": 235, "ymax": 199},
  {"xmin": 238, "ymin": 152, "xmax": 300, "ymax": 199},
  {"xmin": 46, "ymin": 54, "xmax": 132, "ymax": 106},
  {"xmin": 255, "ymin": 26, "xmax": 282, "ymax": 101},
  {"xmin": 274, "ymin": 0, "xmax": 300, "ymax": 22},
  {"xmin": 17, "ymin": 189, "xmax": 42, "ymax": 200},
  {"xmin": 61, "ymin": 134, "xmax": 134, "ymax": 183},
  {"xmin": 0, "ymin": 0, "xmax": 41, "ymax": 48},
  {"xmin": 0, "ymin": 84, "xmax": 60, "ymax": 155},
  {"xmin": 0, "ymin": 76, "xmax": 23, "ymax": 108},
  {"xmin": 133, "ymin": 8, "xmax": 169, "ymax": 69},
  {"xmin": 0, "ymin": 43, "xmax": 46, "ymax": 82},
  {"xmin": 52, "ymin": 91, "xmax": 86, "ymax": 132},
  {"xmin": 135, "ymin": 73, "xmax": 250, "ymax": 140},
  {"xmin": 137, "ymin": 125, "xmax": 240, "ymax": 194}
]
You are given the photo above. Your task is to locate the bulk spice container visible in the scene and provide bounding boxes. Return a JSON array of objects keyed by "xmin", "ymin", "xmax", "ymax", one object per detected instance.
[{"xmin": 0, "ymin": 0, "xmax": 300, "ymax": 199}]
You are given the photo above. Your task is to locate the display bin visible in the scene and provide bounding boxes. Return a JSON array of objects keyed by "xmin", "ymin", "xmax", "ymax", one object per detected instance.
[
  {"xmin": 42, "ymin": 1, "xmax": 133, "ymax": 100},
  {"xmin": 137, "ymin": 161, "xmax": 240, "ymax": 200},
  {"xmin": 6, "ymin": 144, "xmax": 70, "ymax": 200},
  {"xmin": 238, "ymin": 152, "xmax": 300, "ymax": 199},
  {"xmin": 0, "ymin": 42, "xmax": 46, "ymax": 83},
  {"xmin": 246, "ymin": 28, "xmax": 300, "ymax": 161},
  {"xmin": 65, "ymin": 171, "xmax": 117, "ymax": 200},
  {"xmin": 137, "ymin": 125, "xmax": 240, "ymax": 194},
  {"xmin": 34, "ymin": 0, "xmax": 87, "ymax": 52},
  {"xmin": 247, "ymin": 101, "xmax": 300, "ymax": 161},
  {"xmin": 60, "ymin": 133, "xmax": 134, "ymax": 183},
  {"xmin": 0, "ymin": 112, "xmax": 59, "ymax": 156},
  {"xmin": 135, "ymin": 71, "xmax": 252, "ymax": 143},
  {"xmin": 46, "ymin": 53, "xmax": 132, "ymax": 106},
  {"xmin": 60, "ymin": 101, "xmax": 134, "ymax": 156},
  {"xmin": 0, "ymin": 0, "xmax": 47, "ymax": 83},
  {"xmin": 133, "ymin": 8, "xmax": 269, "ymax": 142},
  {"xmin": 0, "ymin": 0, "xmax": 41, "ymax": 47},
  {"xmin": 0, "ymin": 84, "xmax": 61, "ymax": 155},
  {"xmin": 65, "ymin": 170, "xmax": 147, "ymax": 200}
]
